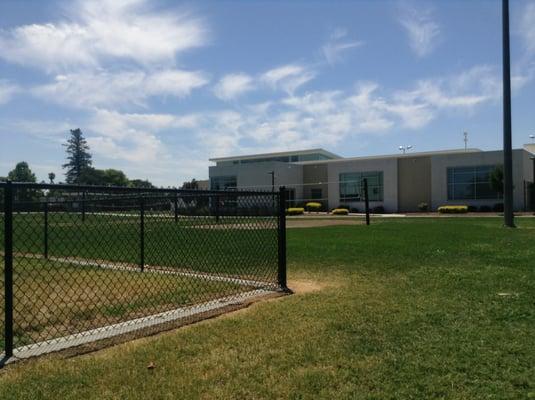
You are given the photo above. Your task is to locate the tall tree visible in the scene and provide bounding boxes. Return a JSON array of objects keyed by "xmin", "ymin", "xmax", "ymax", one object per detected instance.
[{"xmin": 63, "ymin": 128, "xmax": 92, "ymax": 183}]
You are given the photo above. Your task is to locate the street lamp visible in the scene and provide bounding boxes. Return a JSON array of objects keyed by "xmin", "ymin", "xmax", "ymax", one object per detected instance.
[
  {"xmin": 399, "ymin": 145, "xmax": 413, "ymax": 154},
  {"xmin": 529, "ymin": 134, "xmax": 535, "ymax": 143}
]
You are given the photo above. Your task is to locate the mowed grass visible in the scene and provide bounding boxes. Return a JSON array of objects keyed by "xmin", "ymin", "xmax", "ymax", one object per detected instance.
[
  {"xmin": 0, "ymin": 258, "xmax": 250, "ymax": 351},
  {"xmin": 1, "ymin": 217, "xmax": 535, "ymax": 399},
  {"xmin": 1, "ymin": 211, "xmax": 279, "ymax": 278}
]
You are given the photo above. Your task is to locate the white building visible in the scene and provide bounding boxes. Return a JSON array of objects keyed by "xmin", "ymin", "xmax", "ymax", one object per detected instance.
[{"xmin": 209, "ymin": 146, "xmax": 535, "ymax": 212}]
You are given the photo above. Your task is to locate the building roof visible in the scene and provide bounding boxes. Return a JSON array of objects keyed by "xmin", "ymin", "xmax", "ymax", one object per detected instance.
[
  {"xmin": 209, "ymin": 148, "xmax": 342, "ymax": 162},
  {"xmin": 294, "ymin": 148, "xmax": 484, "ymax": 164}
]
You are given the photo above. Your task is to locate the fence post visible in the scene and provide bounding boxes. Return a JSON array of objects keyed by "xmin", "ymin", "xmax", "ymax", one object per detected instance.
[
  {"xmin": 44, "ymin": 201, "xmax": 49, "ymax": 259},
  {"xmin": 363, "ymin": 178, "xmax": 370, "ymax": 226},
  {"xmin": 140, "ymin": 197, "xmax": 145, "ymax": 272},
  {"xmin": 277, "ymin": 186, "xmax": 288, "ymax": 290},
  {"xmin": 81, "ymin": 190, "xmax": 86, "ymax": 222},
  {"xmin": 174, "ymin": 191, "xmax": 178, "ymax": 223},
  {"xmin": 4, "ymin": 181, "xmax": 14, "ymax": 357},
  {"xmin": 215, "ymin": 194, "xmax": 220, "ymax": 223}
]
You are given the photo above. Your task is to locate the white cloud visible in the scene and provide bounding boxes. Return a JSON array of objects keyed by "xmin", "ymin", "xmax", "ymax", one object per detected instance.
[
  {"xmin": 519, "ymin": 2, "xmax": 535, "ymax": 55},
  {"xmin": 31, "ymin": 69, "xmax": 209, "ymax": 108},
  {"xmin": 261, "ymin": 64, "xmax": 316, "ymax": 94},
  {"xmin": 0, "ymin": 0, "xmax": 207, "ymax": 72},
  {"xmin": 398, "ymin": 2, "xmax": 440, "ymax": 58},
  {"xmin": 0, "ymin": 81, "xmax": 19, "ymax": 105},
  {"xmin": 321, "ymin": 28, "xmax": 363, "ymax": 65},
  {"xmin": 213, "ymin": 73, "xmax": 254, "ymax": 100}
]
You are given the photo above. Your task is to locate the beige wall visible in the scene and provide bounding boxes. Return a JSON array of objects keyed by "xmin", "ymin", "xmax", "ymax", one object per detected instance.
[
  {"xmin": 302, "ymin": 164, "xmax": 328, "ymax": 205},
  {"xmin": 397, "ymin": 157, "xmax": 431, "ymax": 212}
]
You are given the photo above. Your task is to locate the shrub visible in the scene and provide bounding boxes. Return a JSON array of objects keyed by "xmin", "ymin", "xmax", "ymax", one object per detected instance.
[
  {"xmin": 286, "ymin": 207, "xmax": 304, "ymax": 216},
  {"xmin": 437, "ymin": 205, "xmax": 468, "ymax": 214},
  {"xmin": 350, "ymin": 207, "xmax": 360, "ymax": 213},
  {"xmin": 331, "ymin": 208, "xmax": 349, "ymax": 215},
  {"xmin": 479, "ymin": 205, "xmax": 492, "ymax": 212},
  {"xmin": 372, "ymin": 206, "xmax": 385, "ymax": 214},
  {"xmin": 418, "ymin": 202, "xmax": 429, "ymax": 212},
  {"xmin": 493, "ymin": 203, "xmax": 504, "ymax": 212},
  {"xmin": 337, "ymin": 205, "xmax": 350, "ymax": 210},
  {"xmin": 305, "ymin": 202, "xmax": 322, "ymax": 212},
  {"xmin": 467, "ymin": 205, "xmax": 478, "ymax": 212}
]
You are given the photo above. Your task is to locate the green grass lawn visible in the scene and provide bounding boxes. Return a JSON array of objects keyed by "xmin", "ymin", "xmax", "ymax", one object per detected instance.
[
  {"xmin": 1, "ymin": 212, "xmax": 279, "ymax": 278},
  {"xmin": 1, "ymin": 217, "xmax": 535, "ymax": 399},
  {"xmin": 0, "ymin": 259, "xmax": 250, "ymax": 351}
]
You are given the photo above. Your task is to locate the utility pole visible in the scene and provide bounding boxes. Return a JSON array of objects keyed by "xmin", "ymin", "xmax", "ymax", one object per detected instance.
[
  {"xmin": 502, "ymin": 0, "xmax": 515, "ymax": 227},
  {"xmin": 464, "ymin": 131, "xmax": 468, "ymax": 151}
]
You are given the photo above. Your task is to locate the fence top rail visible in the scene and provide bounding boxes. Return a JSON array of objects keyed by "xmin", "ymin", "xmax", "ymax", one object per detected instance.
[{"xmin": 0, "ymin": 181, "xmax": 278, "ymax": 197}]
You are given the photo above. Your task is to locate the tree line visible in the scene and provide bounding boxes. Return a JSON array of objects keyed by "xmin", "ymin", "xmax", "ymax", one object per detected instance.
[{"xmin": 1, "ymin": 128, "xmax": 158, "ymax": 188}]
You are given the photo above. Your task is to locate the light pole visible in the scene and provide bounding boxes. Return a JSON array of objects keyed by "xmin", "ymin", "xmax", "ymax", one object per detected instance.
[
  {"xmin": 398, "ymin": 145, "xmax": 413, "ymax": 154},
  {"xmin": 268, "ymin": 171, "xmax": 275, "ymax": 192},
  {"xmin": 529, "ymin": 134, "xmax": 535, "ymax": 143},
  {"xmin": 502, "ymin": 0, "xmax": 514, "ymax": 227}
]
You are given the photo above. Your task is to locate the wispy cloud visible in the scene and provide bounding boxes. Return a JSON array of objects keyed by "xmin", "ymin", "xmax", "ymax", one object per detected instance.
[
  {"xmin": 519, "ymin": 2, "xmax": 535, "ymax": 55},
  {"xmin": 0, "ymin": 0, "xmax": 207, "ymax": 72},
  {"xmin": 213, "ymin": 73, "xmax": 254, "ymax": 100},
  {"xmin": 0, "ymin": 80, "xmax": 19, "ymax": 105},
  {"xmin": 321, "ymin": 28, "xmax": 363, "ymax": 65},
  {"xmin": 260, "ymin": 64, "xmax": 316, "ymax": 94},
  {"xmin": 398, "ymin": 1, "xmax": 440, "ymax": 58},
  {"xmin": 31, "ymin": 69, "xmax": 209, "ymax": 109}
]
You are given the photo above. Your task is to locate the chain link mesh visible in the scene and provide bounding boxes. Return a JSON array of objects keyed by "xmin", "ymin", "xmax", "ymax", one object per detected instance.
[{"xmin": 0, "ymin": 183, "xmax": 283, "ymax": 359}]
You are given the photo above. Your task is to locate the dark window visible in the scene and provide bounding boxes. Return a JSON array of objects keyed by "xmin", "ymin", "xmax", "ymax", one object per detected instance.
[
  {"xmin": 447, "ymin": 165, "xmax": 501, "ymax": 200},
  {"xmin": 311, "ymin": 188, "xmax": 322, "ymax": 200},
  {"xmin": 210, "ymin": 176, "xmax": 237, "ymax": 190},
  {"xmin": 339, "ymin": 172, "xmax": 383, "ymax": 202}
]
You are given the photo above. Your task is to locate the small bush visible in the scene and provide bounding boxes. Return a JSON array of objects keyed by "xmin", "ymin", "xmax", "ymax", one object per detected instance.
[
  {"xmin": 437, "ymin": 205, "xmax": 468, "ymax": 214},
  {"xmin": 331, "ymin": 208, "xmax": 349, "ymax": 215},
  {"xmin": 337, "ymin": 205, "xmax": 350, "ymax": 211},
  {"xmin": 479, "ymin": 205, "xmax": 492, "ymax": 212},
  {"xmin": 372, "ymin": 206, "xmax": 385, "ymax": 214},
  {"xmin": 305, "ymin": 202, "xmax": 322, "ymax": 212},
  {"xmin": 350, "ymin": 207, "xmax": 359, "ymax": 213},
  {"xmin": 467, "ymin": 205, "xmax": 478, "ymax": 212},
  {"xmin": 286, "ymin": 207, "xmax": 305, "ymax": 216},
  {"xmin": 418, "ymin": 202, "xmax": 428, "ymax": 212},
  {"xmin": 493, "ymin": 203, "xmax": 504, "ymax": 212}
]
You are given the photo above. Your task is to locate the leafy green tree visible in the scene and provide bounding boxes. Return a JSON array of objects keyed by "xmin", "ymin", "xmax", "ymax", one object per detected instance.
[
  {"xmin": 63, "ymin": 128, "xmax": 92, "ymax": 183},
  {"xmin": 490, "ymin": 165, "xmax": 504, "ymax": 195},
  {"xmin": 129, "ymin": 179, "xmax": 154, "ymax": 189},
  {"xmin": 78, "ymin": 168, "xmax": 130, "ymax": 186},
  {"xmin": 102, "ymin": 169, "xmax": 129, "ymax": 186},
  {"xmin": 48, "ymin": 172, "xmax": 56, "ymax": 184},
  {"xmin": 7, "ymin": 161, "xmax": 40, "ymax": 201},
  {"xmin": 8, "ymin": 161, "xmax": 36, "ymax": 183}
]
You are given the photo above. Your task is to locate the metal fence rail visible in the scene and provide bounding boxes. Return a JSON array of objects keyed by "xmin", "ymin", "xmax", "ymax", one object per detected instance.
[{"xmin": 0, "ymin": 181, "xmax": 287, "ymax": 362}]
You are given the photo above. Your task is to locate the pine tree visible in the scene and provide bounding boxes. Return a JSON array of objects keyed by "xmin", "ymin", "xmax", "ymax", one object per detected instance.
[{"xmin": 63, "ymin": 128, "xmax": 92, "ymax": 184}]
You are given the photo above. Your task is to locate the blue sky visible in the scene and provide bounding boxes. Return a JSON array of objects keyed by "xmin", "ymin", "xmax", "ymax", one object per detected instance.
[{"xmin": 0, "ymin": 0, "xmax": 534, "ymax": 186}]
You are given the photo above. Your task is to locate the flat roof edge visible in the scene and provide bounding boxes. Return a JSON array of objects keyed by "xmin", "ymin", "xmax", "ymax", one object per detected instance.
[{"xmin": 209, "ymin": 148, "xmax": 341, "ymax": 162}]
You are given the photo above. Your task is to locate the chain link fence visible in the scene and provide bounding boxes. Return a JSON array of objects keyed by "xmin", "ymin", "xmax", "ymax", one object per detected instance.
[{"xmin": 1, "ymin": 182, "xmax": 287, "ymax": 362}]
